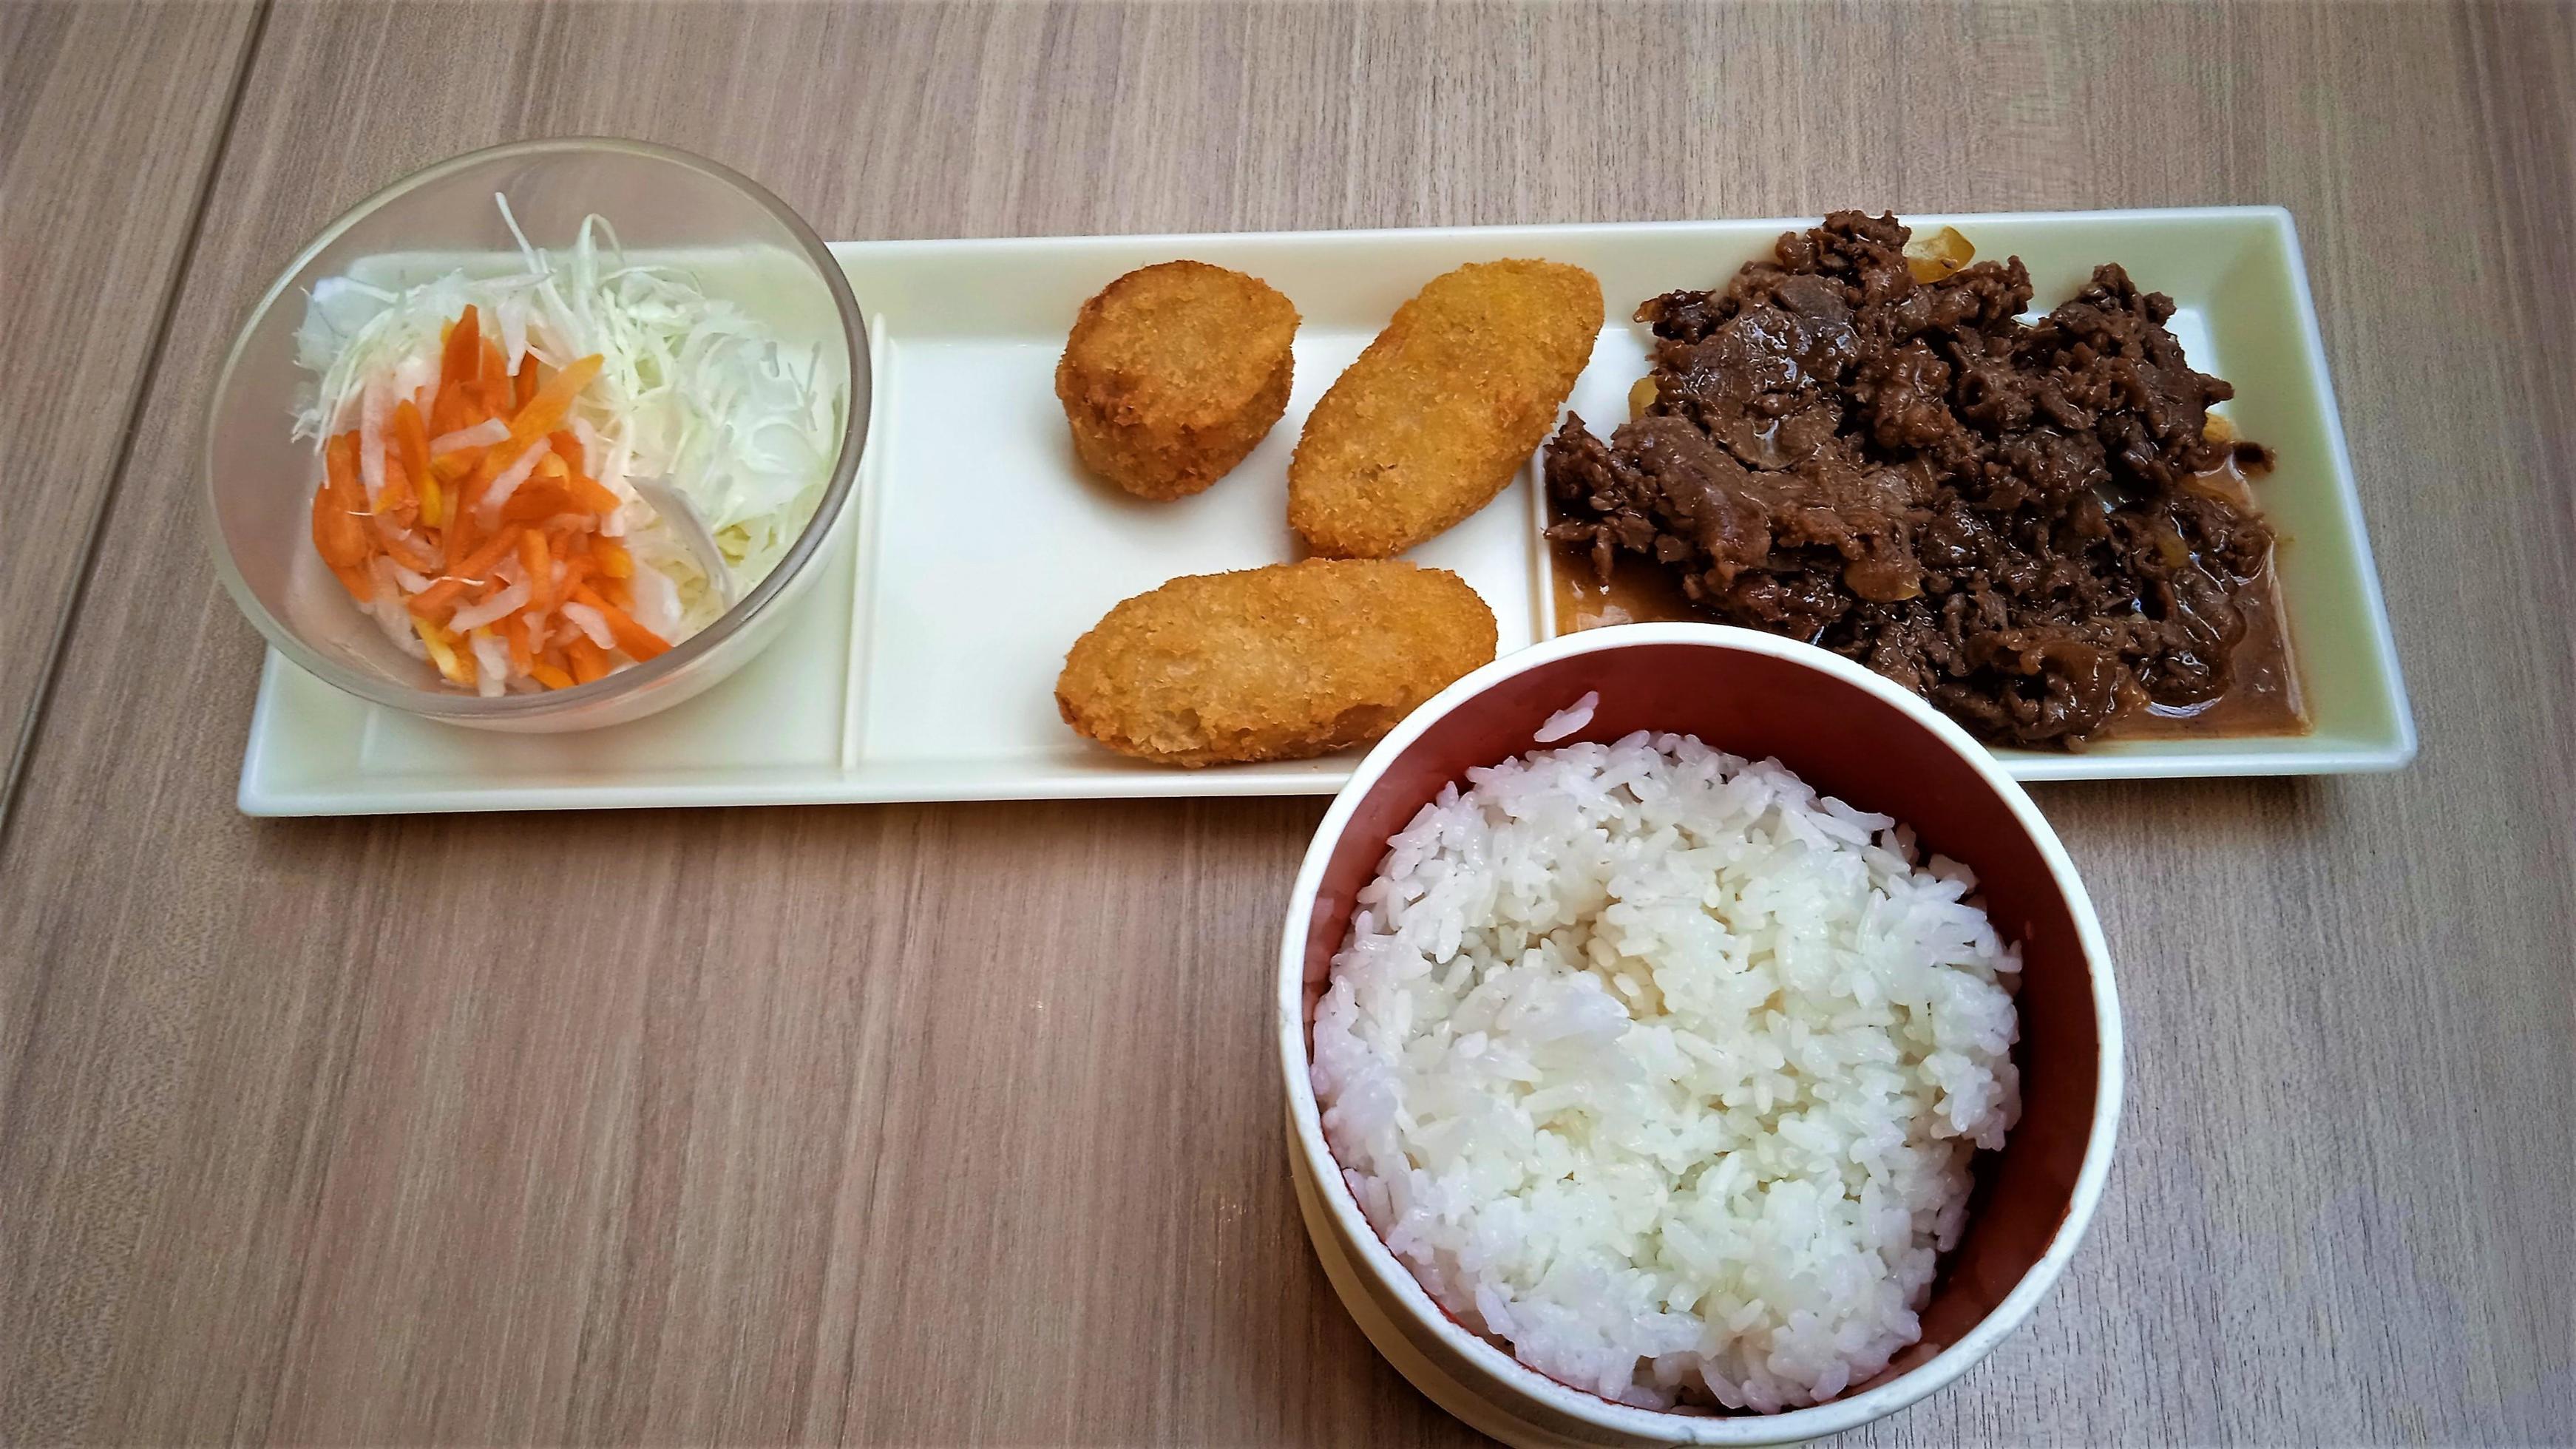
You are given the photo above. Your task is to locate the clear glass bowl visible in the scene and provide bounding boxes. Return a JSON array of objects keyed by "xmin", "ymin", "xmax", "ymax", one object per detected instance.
[{"xmin": 205, "ymin": 138, "xmax": 870, "ymax": 732}]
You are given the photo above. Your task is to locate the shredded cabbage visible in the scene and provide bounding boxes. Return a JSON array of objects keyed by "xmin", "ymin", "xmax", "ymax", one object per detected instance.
[{"xmin": 293, "ymin": 196, "xmax": 844, "ymax": 634}]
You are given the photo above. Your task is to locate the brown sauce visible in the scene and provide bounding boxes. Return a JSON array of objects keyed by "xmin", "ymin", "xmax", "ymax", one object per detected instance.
[
  {"xmin": 2115, "ymin": 455, "xmax": 2305, "ymax": 738},
  {"xmin": 1548, "ymin": 452, "xmax": 2310, "ymax": 743}
]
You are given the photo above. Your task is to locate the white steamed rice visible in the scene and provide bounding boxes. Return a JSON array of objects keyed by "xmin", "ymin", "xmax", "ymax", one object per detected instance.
[{"xmin": 1310, "ymin": 730, "xmax": 2020, "ymax": 1413}]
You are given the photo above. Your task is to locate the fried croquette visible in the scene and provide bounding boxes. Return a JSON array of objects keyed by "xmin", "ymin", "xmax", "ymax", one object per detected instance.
[
  {"xmin": 1056, "ymin": 261, "xmax": 1301, "ymax": 500},
  {"xmin": 1289, "ymin": 259, "xmax": 1601, "ymax": 557},
  {"xmin": 1054, "ymin": 560, "xmax": 1497, "ymax": 766}
]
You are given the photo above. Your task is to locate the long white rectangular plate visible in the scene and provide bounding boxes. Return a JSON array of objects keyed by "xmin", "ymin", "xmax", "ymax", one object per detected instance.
[{"xmin": 240, "ymin": 208, "xmax": 2413, "ymax": 815}]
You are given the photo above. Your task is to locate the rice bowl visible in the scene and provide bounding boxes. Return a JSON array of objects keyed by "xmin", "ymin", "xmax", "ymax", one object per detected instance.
[
  {"xmin": 1279, "ymin": 622, "xmax": 2120, "ymax": 1446},
  {"xmin": 1312, "ymin": 732, "xmax": 2021, "ymax": 1412}
]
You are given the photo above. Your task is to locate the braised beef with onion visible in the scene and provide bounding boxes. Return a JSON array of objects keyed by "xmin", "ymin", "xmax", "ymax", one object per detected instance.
[{"xmin": 1544, "ymin": 211, "xmax": 2282, "ymax": 747}]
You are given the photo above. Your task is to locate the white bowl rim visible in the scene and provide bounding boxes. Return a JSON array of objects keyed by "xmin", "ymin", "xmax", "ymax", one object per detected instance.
[{"xmin": 1275, "ymin": 620, "xmax": 2126, "ymax": 1445}]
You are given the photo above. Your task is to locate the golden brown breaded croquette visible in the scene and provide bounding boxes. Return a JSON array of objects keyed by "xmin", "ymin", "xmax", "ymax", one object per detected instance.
[
  {"xmin": 1289, "ymin": 259, "xmax": 1601, "ymax": 557},
  {"xmin": 1055, "ymin": 560, "xmax": 1497, "ymax": 767},
  {"xmin": 1056, "ymin": 261, "xmax": 1301, "ymax": 500}
]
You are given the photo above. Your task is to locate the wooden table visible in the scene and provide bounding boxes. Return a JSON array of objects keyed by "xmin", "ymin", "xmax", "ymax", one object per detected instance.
[{"xmin": 3, "ymin": 2, "xmax": 2569, "ymax": 1442}]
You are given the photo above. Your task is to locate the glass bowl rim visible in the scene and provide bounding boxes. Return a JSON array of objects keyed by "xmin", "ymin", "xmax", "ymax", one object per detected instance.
[{"xmin": 202, "ymin": 135, "xmax": 871, "ymax": 719}]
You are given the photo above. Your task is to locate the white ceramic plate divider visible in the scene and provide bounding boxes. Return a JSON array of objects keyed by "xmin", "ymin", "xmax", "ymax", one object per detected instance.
[{"xmin": 238, "ymin": 208, "xmax": 2413, "ymax": 815}]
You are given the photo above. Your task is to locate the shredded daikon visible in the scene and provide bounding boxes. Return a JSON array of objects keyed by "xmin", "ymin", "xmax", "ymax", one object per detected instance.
[
  {"xmin": 477, "ymin": 439, "xmax": 550, "ymax": 522},
  {"xmin": 293, "ymin": 195, "xmax": 844, "ymax": 636},
  {"xmin": 428, "ymin": 417, "xmax": 509, "ymax": 453},
  {"xmin": 449, "ymin": 583, "xmax": 532, "ymax": 634},
  {"xmin": 560, "ymin": 602, "xmax": 617, "ymax": 652}
]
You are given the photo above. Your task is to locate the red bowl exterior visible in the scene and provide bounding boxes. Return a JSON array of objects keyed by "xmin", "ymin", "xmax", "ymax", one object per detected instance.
[{"xmin": 1295, "ymin": 631, "xmax": 2108, "ymax": 1412}]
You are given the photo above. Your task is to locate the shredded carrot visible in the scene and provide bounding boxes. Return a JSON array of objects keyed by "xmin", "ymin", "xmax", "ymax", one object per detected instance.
[
  {"xmin": 308, "ymin": 304, "xmax": 662, "ymax": 693},
  {"xmin": 417, "ymin": 469, "xmax": 446, "ymax": 530},
  {"xmin": 370, "ymin": 514, "xmax": 440, "ymax": 573},
  {"xmin": 451, "ymin": 441, "xmax": 509, "ymax": 514},
  {"xmin": 545, "ymin": 428, "xmax": 617, "ymax": 510},
  {"xmin": 502, "ymin": 614, "xmax": 535, "ymax": 673},
  {"xmin": 324, "ymin": 432, "xmax": 362, "ymax": 508},
  {"xmin": 391, "ymin": 400, "xmax": 432, "ymax": 529},
  {"xmin": 459, "ymin": 523, "xmax": 526, "ymax": 577},
  {"xmin": 311, "ymin": 434, "xmax": 373, "ymax": 569},
  {"xmin": 443, "ymin": 506, "xmax": 480, "ymax": 568},
  {"xmin": 413, "ymin": 614, "xmax": 473, "ymax": 685},
  {"xmin": 498, "ymin": 482, "xmax": 576, "ymax": 525},
  {"xmin": 570, "ymin": 583, "xmax": 669, "ymax": 662},
  {"xmin": 408, "ymin": 577, "xmax": 470, "ymax": 615},
  {"xmin": 519, "ymin": 529, "xmax": 555, "ymax": 612},
  {"xmin": 433, "ymin": 308, "xmax": 481, "ymax": 434},
  {"xmin": 411, "ymin": 525, "xmax": 526, "ymax": 613},
  {"xmin": 454, "ymin": 430, "xmax": 556, "ymax": 526},
  {"xmin": 506, "ymin": 355, "xmax": 603, "ymax": 443},
  {"xmin": 311, "ymin": 486, "xmax": 359, "ymax": 569},
  {"xmin": 441, "ymin": 306, "xmax": 481, "ymax": 397},
  {"xmin": 374, "ymin": 455, "xmax": 417, "ymax": 527},
  {"xmin": 566, "ymin": 634, "xmax": 611, "ymax": 684},
  {"xmin": 479, "ymin": 337, "xmax": 509, "ymax": 411},
  {"xmin": 566, "ymin": 472, "xmax": 621, "ymax": 514},
  {"xmin": 395, "ymin": 398, "xmax": 431, "ymax": 483}
]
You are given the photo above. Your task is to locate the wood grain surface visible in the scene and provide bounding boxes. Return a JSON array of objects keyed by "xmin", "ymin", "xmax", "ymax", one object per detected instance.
[
  {"xmin": 0, "ymin": 0, "xmax": 262, "ymax": 815},
  {"xmin": 3, "ymin": 1, "xmax": 2572, "ymax": 1444}
]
